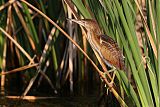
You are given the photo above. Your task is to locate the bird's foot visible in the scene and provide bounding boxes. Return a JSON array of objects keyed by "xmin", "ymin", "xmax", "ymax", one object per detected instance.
[{"xmin": 108, "ymin": 67, "xmax": 116, "ymax": 73}]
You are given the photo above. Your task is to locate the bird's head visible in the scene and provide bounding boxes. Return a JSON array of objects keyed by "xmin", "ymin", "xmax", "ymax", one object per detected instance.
[{"xmin": 67, "ymin": 19, "xmax": 100, "ymax": 32}]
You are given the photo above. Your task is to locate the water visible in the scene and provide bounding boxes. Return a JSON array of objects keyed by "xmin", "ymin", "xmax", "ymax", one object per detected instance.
[
  {"xmin": 1, "ymin": 95, "xmax": 120, "ymax": 107},
  {"xmin": 0, "ymin": 81, "xmax": 120, "ymax": 107}
]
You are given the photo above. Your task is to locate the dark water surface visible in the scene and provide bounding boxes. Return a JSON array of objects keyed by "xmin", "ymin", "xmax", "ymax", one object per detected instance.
[
  {"xmin": 1, "ymin": 95, "xmax": 119, "ymax": 107},
  {"xmin": 0, "ymin": 82, "xmax": 120, "ymax": 107},
  {"xmin": 0, "ymin": 96, "xmax": 98, "ymax": 107}
]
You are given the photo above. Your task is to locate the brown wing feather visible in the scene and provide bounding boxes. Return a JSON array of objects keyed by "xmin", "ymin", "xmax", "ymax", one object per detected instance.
[{"xmin": 99, "ymin": 35, "xmax": 125, "ymax": 70}]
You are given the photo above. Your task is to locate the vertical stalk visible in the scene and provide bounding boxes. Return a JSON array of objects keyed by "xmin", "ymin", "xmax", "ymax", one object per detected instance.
[
  {"xmin": 156, "ymin": 0, "xmax": 160, "ymax": 101},
  {"xmin": 67, "ymin": 7, "xmax": 74, "ymax": 92}
]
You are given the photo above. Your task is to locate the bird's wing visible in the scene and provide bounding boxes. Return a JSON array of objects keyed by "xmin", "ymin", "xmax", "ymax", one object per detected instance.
[
  {"xmin": 99, "ymin": 34, "xmax": 125, "ymax": 70},
  {"xmin": 99, "ymin": 35, "xmax": 121, "ymax": 55}
]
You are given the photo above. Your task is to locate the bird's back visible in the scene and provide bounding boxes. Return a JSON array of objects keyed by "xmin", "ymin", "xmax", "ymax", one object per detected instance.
[{"xmin": 99, "ymin": 35, "xmax": 125, "ymax": 70}]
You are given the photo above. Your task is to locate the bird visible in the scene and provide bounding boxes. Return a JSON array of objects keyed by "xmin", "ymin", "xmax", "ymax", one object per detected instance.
[{"xmin": 68, "ymin": 19, "xmax": 125, "ymax": 84}]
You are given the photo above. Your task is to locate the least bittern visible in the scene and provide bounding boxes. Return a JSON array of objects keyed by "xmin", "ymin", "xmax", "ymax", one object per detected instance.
[{"xmin": 68, "ymin": 19, "xmax": 125, "ymax": 84}]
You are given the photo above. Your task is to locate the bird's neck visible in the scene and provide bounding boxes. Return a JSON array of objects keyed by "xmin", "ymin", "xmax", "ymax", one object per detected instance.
[
  {"xmin": 85, "ymin": 23, "xmax": 102, "ymax": 52},
  {"xmin": 87, "ymin": 27, "xmax": 102, "ymax": 36},
  {"xmin": 87, "ymin": 29, "xmax": 101, "ymax": 52}
]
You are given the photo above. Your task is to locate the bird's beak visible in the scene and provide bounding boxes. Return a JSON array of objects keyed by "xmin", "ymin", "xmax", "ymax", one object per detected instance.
[{"xmin": 67, "ymin": 18, "xmax": 85, "ymax": 27}]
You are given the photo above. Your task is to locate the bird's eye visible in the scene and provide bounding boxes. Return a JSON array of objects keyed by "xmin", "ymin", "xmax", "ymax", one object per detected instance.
[{"xmin": 83, "ymin": 22, "xmax": 86, "ymax": 26}]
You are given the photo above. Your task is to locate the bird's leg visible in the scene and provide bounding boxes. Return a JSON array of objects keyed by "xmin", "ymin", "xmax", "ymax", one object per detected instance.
[
  {"xmin": 103, "ymin": 66, "xmax": 116, "ymax": 87},
  {"xmin": 108, "ymin": 66, "xmax": 116, "ymax": 73},
  {"xmin": 109, "ymin": 67, "xmax": 116, "ymax": 86}
]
